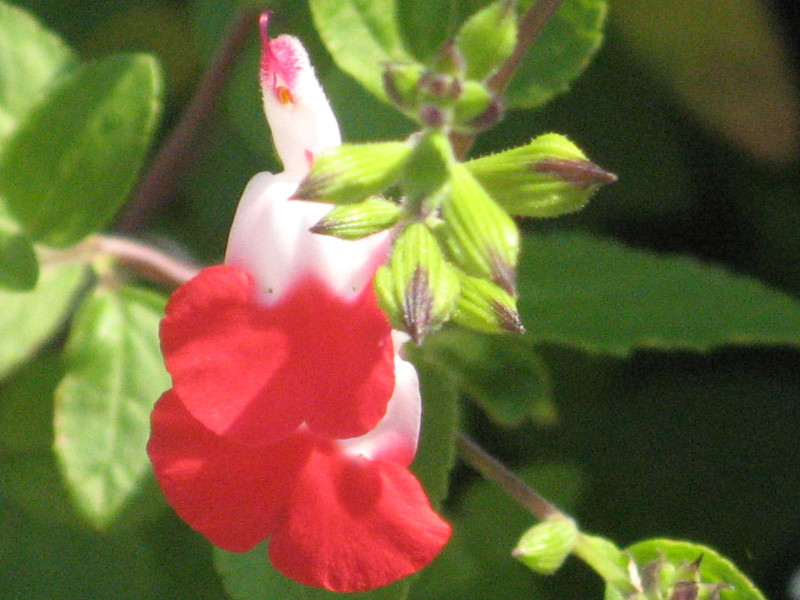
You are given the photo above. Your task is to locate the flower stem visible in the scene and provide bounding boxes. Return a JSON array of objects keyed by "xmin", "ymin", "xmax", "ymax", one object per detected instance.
[
  {"xmin": 451, "ymin": 0, "xmax": 567, "ymax": 160},
  {"xmin": 89, "ymin": 235, "xmax": 200, "ymax": 286},
  {"xmin": 118, "ymin": 8, "xmax": 259, "ymax": 232},
  {"xmin": 457, "ymin": 432, "xmax": 565, "ymax": 521}
]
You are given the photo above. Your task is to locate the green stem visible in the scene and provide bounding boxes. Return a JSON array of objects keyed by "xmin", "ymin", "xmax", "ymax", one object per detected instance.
[{"xmin": 573, "ymin": 533, "xmax": 636, "ymax": 591}]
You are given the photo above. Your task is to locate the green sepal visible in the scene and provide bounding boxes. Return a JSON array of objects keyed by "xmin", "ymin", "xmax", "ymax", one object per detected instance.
[
  {"xmin": 466, "ymin": 133, "xmax": 616, "ymax": 217},
  {"xmin": 310, "ymin": 196, "xmax": 403, "ymax": 240},
  {"xmin": 441, "ymin": 162, "xmax": 520, "ymax": 293},
  {"xmin": 374, "ymin": 222, "xmax": 460, "ymax": 343},
  {"xmin": 0, "ymin": 218, "xmax": 38, "ymax": 290},
  {"xmin": 402, "ymin": 130, "xmax": 454, "ymax": 208},
  {"xmin": 452, "ymin": 80, "xmax": 502, "ymax": 133},
  {"xmin": 513, "ymin": 516, "xmax": 579, "ymax": 575},
  {"xmin": 455, "ymin": 0, "xmax": 518, "ymax": 81},
  {"xmin": 296, "ymin": 141, "xmax": 412, "ymax": 205},
  {"xmin": 452, "ymin": 271, "xmax": 524, "ymax": 334},
  {"xmin": 382, "ymin": 61, "xmax": 426, "ymax": 112}
]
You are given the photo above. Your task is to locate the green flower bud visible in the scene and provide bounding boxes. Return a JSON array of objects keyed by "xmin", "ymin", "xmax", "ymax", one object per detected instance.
[
  {"xmin": 429, "ymin": 39, "xmax": 466, "ymax": 77},
  {"xmin": 382, "ymin": 61, "xmax": 425, "ymax": 111},
  {"xmin": 466, "ymin": 133, "xmax": 616, "ymax": 217},
  {"xmin": 513, "ymin": 516, "xmax": 579, "ymax": 575},
  {"xmin": 310, "ymin": 196, "xmax": 403, "ymax": 240},
  {"xmin": 455, "ymin": 0, "xmax": 517, "ymax": 80},
  {"xmin": 374, "ymin": 222, "xmax": 460, "ymax": 343},
  {"xmin": 452, "ymin": 271, "xmax": 524, "ymax": 334},
  {"xmin": 441, "ymin": 162, "xmax": 519, "ymax": 293},
  {"xmin": 452, "ymin": 80, "xmax": 503, "ymax": 133},
  {"xmin": 402, "ymin": 131, "xmax": 454, "ymax": 209},
  {"xmin": 296, "ymin": 141, "xmax": 412, "ymax": 204}
]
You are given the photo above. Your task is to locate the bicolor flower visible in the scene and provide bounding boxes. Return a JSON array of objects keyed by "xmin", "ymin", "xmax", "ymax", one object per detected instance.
[{"xmin": 147, "ymin": 13, "xmax": 451, "ymax": 592}]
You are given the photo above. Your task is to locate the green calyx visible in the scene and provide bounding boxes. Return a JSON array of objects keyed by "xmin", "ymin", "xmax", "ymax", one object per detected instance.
[
  {"xmin": 455, "ymin": 0, "xmax": 518, "ymax": 81},
  {"xmin": 310, "ymin": 196, "xmax": 403, "ymax": 240},
  {"xmin": 466, "ymin": 133, "xmax": 616, "ymax": 218},
  {"xmin": 453, "ymin": 271, "xmax": 524, "ymax": 334},
  {"xmin": 441, "ymin": 162, "xmax": 519, "ymax": 293},
  {"xmin": 296, "ymin": 141, "xmax": 412, "ymax": 205},
  {"xmin": 513, "ymin": 516, "xmax": 579, "ymax": 575},
  {"xmin": 374, "ymin": 222, "xmax": 460, "ymax": 344}
]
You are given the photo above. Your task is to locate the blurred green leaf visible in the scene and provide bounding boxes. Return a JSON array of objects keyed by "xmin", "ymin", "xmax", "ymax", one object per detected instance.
[
  {"xmin": 0, "ymin": 222, "xmax": 38, "ymax": 290},
  {"xmin": 215, "ymin": 543, "xmax": 410, "ymax": 600},
  {"xmin": 518, "ymin": 232, "xmax": 800, "ymax": 356},
  {"xmin": 0, "ymin": 53, "xmax": 162, "ymax": 247},
  {"xmin": 506, "ymin": 0, "xmax": 607, "ymax": 109},
  {"xmin": 53, "ymin": 284, "xmax": 169, "ymax": 528},
  {"xmin": 309, "ymin": 0, "xmax": 415, "ymax": 102},
  {"xmin": 0, "ymin": 261, "xmax": 87, "ymax": 379},
  {"xmin": 611, "ymin": 0, "xmax": 800, "ymax": 164},
  {"xmin": 423, "ymin": 328, "xmax": 555, "ymax": 426},
  {"xmin": 623, "ymin": 538, "xmax": 767, "ymax": 600},
  {"xmin": 0, "ymin": 1, "xmax": 77, "ymax": 148}
]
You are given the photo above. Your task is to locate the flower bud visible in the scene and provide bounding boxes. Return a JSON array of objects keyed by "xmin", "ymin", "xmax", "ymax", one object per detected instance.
[
  {"xmin": 310, "ymin": 196, "xmax": 403, "ymax": 240},
  {"xmin": 455, "ymin": 0, "xmax": 518, "ymax": 81},
  {"xmin": 452, "ymin": 80, "xmax": 503, "ymax": 133},
  {"xmin": 374, "ymin": 222, "xmax": 460, "ymax": 343},
  {"xmin": 452, "ymin": 271, "xmax": 524, "ymax": 334},
  {"xmin": 466, "ymin": 133, "xmax": 616, "ymax": 217},
  {"xmin": 383, "ymin": 61, "xmax": 425, "ymax": 111},
  {"xmin": 441, "ymin": 163, "xmax": 519, "ymax": 293},
  {"xmin": 513, "ymin": 516, "xmax": 579, "ymax": 575},
  {"xmin": 296, "ymin": 141, "xmax": 412, "ymax": 204}
]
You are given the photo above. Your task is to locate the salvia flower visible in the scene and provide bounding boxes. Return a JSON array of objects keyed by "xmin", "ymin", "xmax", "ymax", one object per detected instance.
[{"xmin": 147, "ymin": 13, "xmax": 450, "ymax": 592}]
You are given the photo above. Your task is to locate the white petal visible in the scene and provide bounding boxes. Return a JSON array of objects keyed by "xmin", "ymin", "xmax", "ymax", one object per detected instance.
[
  {"xmin": 225, "ymin": 172, "xmax": 391, "ymax": 304},
  {"xmin": 337, "ymin": 344, "xmax": 421, "ymax": 466}
]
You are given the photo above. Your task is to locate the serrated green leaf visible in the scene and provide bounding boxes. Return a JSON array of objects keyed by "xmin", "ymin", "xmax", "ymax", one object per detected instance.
[
  {"xmin": 506, "ymin": 0, "xmax": 607, "ymax": 109},
  {"xmin": 0, "ymin": 223, "xmax": 38, "ymax": 290},
  {"xmin": 53, "ymin": 284, "xmax": 169, "ymax": 528},
  {"xmin": 518, "ymin": 232, "xmax": 800, "ymax": 355},
  {"xmin": 423, "ymin": 328, "xmax": 553, "ymax": 426},
  {"xmin": 0, "ymin": 261, "xmax": 87, "ymax": 379},
  {"xmin": 215, "ymin": 543, "xmax": 410, "ymax": 600},
  {"xmin": 309, "ymin": 0, "xmax": 415, "ymax": 102},
  {"xmin": 0, "ymin": 1, "xmax": 77, "ymax": 148},
  {"xmin": 623, "ymin": 539, "xmax": 767, "ymax": 600},
  {"xmin": 0, "ymin": 53, "xmax": 162, "ymax": 247}
]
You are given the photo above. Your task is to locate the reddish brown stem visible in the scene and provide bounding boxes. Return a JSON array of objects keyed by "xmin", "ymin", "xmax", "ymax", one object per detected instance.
[
  {"xmin": 118, "ymin": 8, "xmax": 259, "ymax": 232},
  {"xmin": 457, "ymin": 432, "xmax": 565, "ymax": 520}
]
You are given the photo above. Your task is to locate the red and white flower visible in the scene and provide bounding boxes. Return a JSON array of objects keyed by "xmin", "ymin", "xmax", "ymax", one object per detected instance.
[{"xmin": 147, "ymin": 13, "xmax": 450, "ymax": 592}]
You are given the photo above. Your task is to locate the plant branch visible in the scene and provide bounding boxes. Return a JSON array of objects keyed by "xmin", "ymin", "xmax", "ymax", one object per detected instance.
[
  {"xmin": 118, "ymin": 8, "xmax": 259, "ymax": 232},
  {"xmin": 457, "ymin": 432, "xmax": 565, "ymax": 521},
  {"xmin": 90, "ymin": 235, "xmax": 201, "ymax": 287},
  {"xmin": 451, "ymin": 0, "xmax": 567, "ymax": 160}
]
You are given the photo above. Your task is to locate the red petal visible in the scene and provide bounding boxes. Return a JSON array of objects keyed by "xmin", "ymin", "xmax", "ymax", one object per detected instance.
[
  {"xmin": 161, "ymin": 265, "xmax": 395, "ymax": 446},
  {"xmin": 147, "ymin": 390, "xmax": 310, "ymax": 552},
  {"xmin": 269, "ymin": 442, "xmax": 452, "ymax": 592}
]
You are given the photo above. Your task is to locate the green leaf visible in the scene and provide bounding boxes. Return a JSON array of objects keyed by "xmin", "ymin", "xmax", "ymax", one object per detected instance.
[
  {"xmin": 0, "ymin": 261, "xmax": 87, "ymax": 379},
  {"xmin": 215, "ymin": 544, "xmax": 410, "ymax": 600},
  {"xmin": 506, "ymin": 0, "xmax": 607, "ymax": 109},
  {"xmin": 0, "ymin": 53, "xmax": 162, "ymax": 247},
  {"xmin": 53, "ymin": 284, "xmax": 169, "ymax": 528},
  {"xmin": 0, "ymin": 1, "xmax": 77, "ymax": 148},
  {"xmin": 623, "ymin": 539, "xmax": 767, "ymax": 600},
  {"xmin": 309, "ymin": 0, "xmax": 415, "ymax": 102},
  {"xmin": 518, "ymin": 232, "xmax": 800, "ymax": 356},
  {"xmin": 423, "ymin": 328, "xmax": 553, "ymax": 426},
  {"xmin": 0, "ymin": 222, "xmax": 38, "ymax": 290}
]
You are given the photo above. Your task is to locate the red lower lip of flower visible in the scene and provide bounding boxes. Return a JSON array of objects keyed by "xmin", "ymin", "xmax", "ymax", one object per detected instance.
[{"xmin": 148, "ymin": 390, "xmax": 452, "ymax": 592}]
